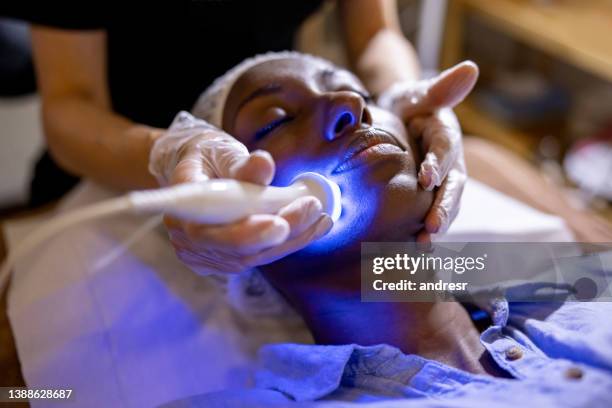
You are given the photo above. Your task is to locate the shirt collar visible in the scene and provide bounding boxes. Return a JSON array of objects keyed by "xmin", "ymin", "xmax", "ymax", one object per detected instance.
[{"xmin": 255, "ymin": 343, "xmax": 488, "ymax": 401}]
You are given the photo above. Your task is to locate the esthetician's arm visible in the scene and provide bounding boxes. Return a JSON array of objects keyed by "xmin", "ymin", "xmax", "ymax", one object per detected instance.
[
  {"xmin": 30, "ymin": 26, "xmax": 330, "ymax": 275},
  {"xmin": 339, "ymin": 0, "xmax": 472, "ymax": 237},
  {"xmin": 31, "ymin": 26, "xmax": 162, "ymax": 190},
  {"xmin": 338, "ymin": 0, "xmax": 419, "ymax": 95}
]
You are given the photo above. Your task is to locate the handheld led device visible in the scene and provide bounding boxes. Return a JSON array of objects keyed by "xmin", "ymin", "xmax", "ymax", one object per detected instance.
[
  {"xmin": 0, "ymin": 172, "xmax": 341, "ymax": 291},
  {"xmin": 130, "ymin": 172, "xmax": 341, "ymax": 224}
]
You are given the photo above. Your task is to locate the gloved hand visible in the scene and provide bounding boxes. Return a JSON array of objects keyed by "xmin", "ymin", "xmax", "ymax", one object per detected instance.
[
  {"xmin": 150, "ymin": 111, "xmax": 333, "ymax": 275},
  {"xmin": 378, "ymin": 61, "xmax": 479, "ymax": 242}
]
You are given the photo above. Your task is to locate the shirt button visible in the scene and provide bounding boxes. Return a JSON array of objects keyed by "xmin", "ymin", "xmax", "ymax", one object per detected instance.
[
  {"xmin": 505, "ymin": 346, "xmax": 523, "ymax": 361},
  {"xmin": 564, "ymin": 367, "xmax": 584, "ymax": 380}
]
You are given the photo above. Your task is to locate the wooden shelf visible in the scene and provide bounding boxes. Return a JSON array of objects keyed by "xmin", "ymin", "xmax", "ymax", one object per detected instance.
[
  {"xmin": 460, "ymin": 0, "xmax": 612, "ymax": 82},
  {"xmin": 442, "ymin": 0, "xmax": 612, "ymax": 159},
  {"xmin": 455, "ymin": 99, "xmax": 537, "ymax": 159}
]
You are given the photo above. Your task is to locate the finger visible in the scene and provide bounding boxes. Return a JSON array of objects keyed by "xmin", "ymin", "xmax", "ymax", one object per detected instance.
[
  {"xmin": 426, "ymin": 61, "xmax": 479, "ymax": 110},
  {"xmin": 170, "ymin": 150, "xmax": 210, "ymax": 185},
  {"xmin": 197, "ymin": 135, "xmax": 249, "ymax": 178},
  {"xmin": 243, "ymin": 215, "xmax": 333, "ymax": 267},
  {"xmin": 392, "ymin": 61, "xmax": 478, "ymax": 120},
  {"xmin": 230, "ymin": 149, "xmax": 275, "ymax": 185},
  {"xmin": 166, "ymin": 227, "xmax": 243, "ymax": 273},
  {"xmin": 416, "ymin": 231, "xmax": 433, "ymax": 253},
  {"xmin": 175, "ymin": 247, "xmax": 246, "ymax": 275},
  {"xmin": 416, "ymin": 230, "xmax": 431, "ymax": 245},
  {"xmin": 165, "ymin": 220, "xmax": 251, "ymax": 274},
  {"xmin": 183, "ymin": 214, "xmax": 290, "ymax": 253},
  {"xmin": 424, "ymin": 166, "xmax": 466, "ymax": 234},
  {"xmin": 417, "ymin": 118, "xmax": 459, "ymax": 190},
  {"xmin": 276, "ymin": 196, "xmax": 323, "ymax": 239}
]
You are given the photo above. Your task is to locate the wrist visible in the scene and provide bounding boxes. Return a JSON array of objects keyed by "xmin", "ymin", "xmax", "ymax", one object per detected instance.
[{"xmin": 148, "ymin": 127, "xmax": 166, "ymax": 144}]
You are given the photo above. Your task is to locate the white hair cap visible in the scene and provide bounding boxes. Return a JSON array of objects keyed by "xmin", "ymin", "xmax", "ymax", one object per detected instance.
[{"xmin": 192, "ymin": 51, "xmax": 335, "ymax": 127}]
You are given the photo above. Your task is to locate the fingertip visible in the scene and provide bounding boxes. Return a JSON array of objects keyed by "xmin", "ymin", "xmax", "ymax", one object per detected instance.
[
  {"xmin": 418, "ymin": 169, "xmax": 433, "ymax": 191},
  {"xmin": 419, "ymin": 156, "xmax": 440, "ymax": 190},
  {"xmin": 298, "ymin": 196, "xmax": 324, "ymax": 224},
  {"xmin": 316, "ymin": 214, "xmax": 334, "ymax": 237},
  {"xmin": 425, "ymin": 210, "xmax": 443, "ymax": 234},
  {"xmin": 458, "ymin": 60, "xmax": 480, "ymax": 77},
  {"xmin": 430, "ymin": 61, "xmax": 480, "ymax": 109},
  {"xmin": 234, "ymin": 150, "xmax": 275, "ymax": 185},
  {"xmin": 279, "ymin": 195, "xmax": 322, "ymax": 217},
  {"xmin": 259, "ymin": 215, "xmax": 291, "ymax": 245},
  {"xmin": 416, "ymin": 231, "xmax": 433, "ymax": 252},
  {"xmin": 278, "ymin": 196, "xmax": 325, "ymax": 239}
]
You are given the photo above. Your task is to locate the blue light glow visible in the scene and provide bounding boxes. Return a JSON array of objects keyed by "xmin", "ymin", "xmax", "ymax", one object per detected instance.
[
  {"xmin": 270, "ymin": 147, "xmax": 383, "ymax": 257},
  {"xmin": 291, "ymin": 172, "xmax": 342, "ymax": 222}
]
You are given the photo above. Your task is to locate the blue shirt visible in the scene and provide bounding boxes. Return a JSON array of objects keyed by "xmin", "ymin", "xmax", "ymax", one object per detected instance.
[{"xmin": 162, "ymin": 296, "xmax": 612, "ymax": 408}]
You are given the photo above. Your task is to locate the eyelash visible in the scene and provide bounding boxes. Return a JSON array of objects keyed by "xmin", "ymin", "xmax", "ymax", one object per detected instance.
[{"xmin": 254, "ymin": 116, "xmax": 293, "ymax": 140}]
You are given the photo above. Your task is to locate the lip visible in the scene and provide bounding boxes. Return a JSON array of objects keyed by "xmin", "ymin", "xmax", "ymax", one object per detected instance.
[{"xmin": 332, "ymin": 128, "xmax": 405, "ymax": 174}]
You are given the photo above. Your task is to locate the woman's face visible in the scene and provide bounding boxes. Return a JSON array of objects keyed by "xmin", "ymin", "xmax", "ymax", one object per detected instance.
[{"xmin": 222, "ymin": 57, "xmax": 432, "ymax": 263}]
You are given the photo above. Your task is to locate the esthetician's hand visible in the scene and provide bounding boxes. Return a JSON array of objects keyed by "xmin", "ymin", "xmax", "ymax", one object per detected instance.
[
  {"xmin": 150, "ymin": 111, "xmax": 333, "ymax": 275},
  {"xmin": 377, "ymin": 61, "xmax": 479, "ymax": 242}
]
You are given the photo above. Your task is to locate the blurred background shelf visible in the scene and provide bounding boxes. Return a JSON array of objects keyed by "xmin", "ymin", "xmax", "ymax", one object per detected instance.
[
  {"xmin": 443, "ymin": 0, "xmax": 612, "ymax": 161},
  {"xmin": 455, "ymin": 98, "xmax": 537, "ymax": 159},
  {"xmin": 447, "ymin": 0, "xmax": 612, "ymax": 82},
  {"xmin": 439, "ymin": 0, "xmax": 612, "ymax": 216}
]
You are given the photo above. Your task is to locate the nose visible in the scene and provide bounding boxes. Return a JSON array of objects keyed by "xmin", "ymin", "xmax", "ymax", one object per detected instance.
[{"xmin": 324, "ymin": 91, "xmax": 372, "ymax": 141}]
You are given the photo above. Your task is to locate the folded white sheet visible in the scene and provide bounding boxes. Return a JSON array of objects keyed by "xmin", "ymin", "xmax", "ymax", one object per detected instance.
[{"xmin": 3, "ymin": 179, "xmax": 573, "ymax": 407}]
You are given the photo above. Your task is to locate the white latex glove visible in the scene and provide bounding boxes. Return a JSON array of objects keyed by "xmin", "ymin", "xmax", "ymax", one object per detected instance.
[
  {"xmin": 150, "ymin": 111, "xmax": 333, "ymax": 275},
  {"xmin": 378, "ymin": 61, "xmax": 479, "ymax": 242}
]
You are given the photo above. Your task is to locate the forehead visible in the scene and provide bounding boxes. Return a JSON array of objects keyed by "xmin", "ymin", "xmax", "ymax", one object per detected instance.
[{"xmin": 231, "ymin": 58, "xmax": 363, "ymax": 96}]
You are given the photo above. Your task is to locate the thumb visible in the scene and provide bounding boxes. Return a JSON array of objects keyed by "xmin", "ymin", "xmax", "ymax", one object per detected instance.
[
  {"xmin": 229, "ymin": 149, "xmax": 276, "ymax": 186},
  {"xmin": 200, "ymin": 135, "xmax": 275, "ymax": 185},
  {"xmin": 426, "ymin": 60, "xmax": 479, "ymax": 110},
  {"xmin": 402, "ymin": 61, "xmax": 479, "ymax": 118}
]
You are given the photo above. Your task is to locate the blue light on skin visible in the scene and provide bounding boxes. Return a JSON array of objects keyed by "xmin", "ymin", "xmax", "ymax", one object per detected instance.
[{"xmin": 271, "ymin": 155, "xmax": 381, "ymax": 257}]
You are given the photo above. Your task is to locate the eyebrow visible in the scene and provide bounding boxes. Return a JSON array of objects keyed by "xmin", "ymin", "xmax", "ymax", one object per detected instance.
[{"xmin": 237, "ymin": 84, "xmax": 283, "ymax": 113}]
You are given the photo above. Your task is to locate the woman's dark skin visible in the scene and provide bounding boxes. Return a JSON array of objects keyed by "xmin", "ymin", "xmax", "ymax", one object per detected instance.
[
  {"xmin": 223, "ymin": 58, "xmax": 433, "ymax": 255},
  {"xmin": 220, "ymin": 57, "xmax": 502, "ymax": 376}
]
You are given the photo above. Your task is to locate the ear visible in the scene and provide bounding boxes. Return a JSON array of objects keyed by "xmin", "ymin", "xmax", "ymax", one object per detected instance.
[{"xmin": 425, "ymin": 61, "xmax": 479, "ymax": 110}]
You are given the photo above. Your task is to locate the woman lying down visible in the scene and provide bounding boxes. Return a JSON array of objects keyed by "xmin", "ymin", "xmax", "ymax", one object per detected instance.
[{"xmin": 161, "ymin": 52, "xmax": 612, "ymax": 407}]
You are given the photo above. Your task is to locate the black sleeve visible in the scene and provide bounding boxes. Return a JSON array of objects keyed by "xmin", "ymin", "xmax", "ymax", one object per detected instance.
[{"xmin": 1, "ymin": 1, "xmax": 108, "ymax": 30}]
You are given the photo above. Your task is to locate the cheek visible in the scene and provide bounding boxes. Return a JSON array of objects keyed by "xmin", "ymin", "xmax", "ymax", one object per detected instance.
[
  {"xmin": 256, "ymin": 124, "xmax": 336, "ymax": 186},
  {"xmin": 378, "ymin": 177, "xmax": 433, "ymax": 236},
  {"xmin": 258, "ymin": 134, "xmax": 313, "ymax": 185},
  {"xmin": 241, "ymin": 125, "xmax": 312, "ymax": 185},
  {"xmin": 271, "ymin": 154, "xmax": 336, "ymax": 186}
]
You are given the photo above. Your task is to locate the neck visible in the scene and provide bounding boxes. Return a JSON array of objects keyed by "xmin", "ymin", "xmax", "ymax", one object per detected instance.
[{"xmin": 265, "ymin": 259, "xmax": 491, "ymax": 375}]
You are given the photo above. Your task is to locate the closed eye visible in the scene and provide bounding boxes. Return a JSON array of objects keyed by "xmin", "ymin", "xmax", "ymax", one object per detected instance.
[{"xmin": 254, "ymin": 116, "xmax": 293, "ymax": 140}]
